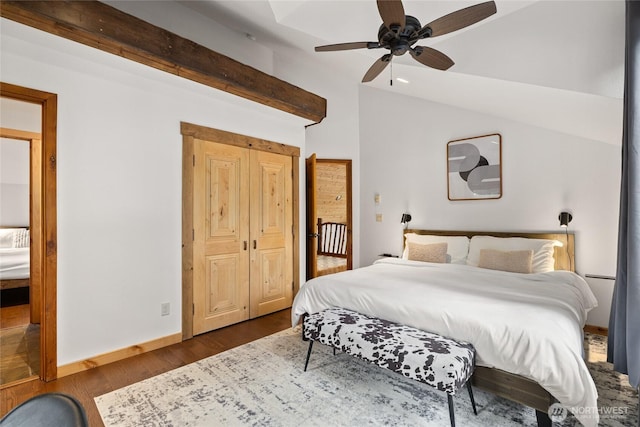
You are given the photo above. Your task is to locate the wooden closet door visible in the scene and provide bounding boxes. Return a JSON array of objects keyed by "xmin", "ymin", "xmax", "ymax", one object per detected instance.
[
  {"xmin": 193, "ymin": 140, "xmax": 250, "ymax": 334},
  {"xmin": 249, "ymin": 150, "xmax": 293, "ymax": 318}
]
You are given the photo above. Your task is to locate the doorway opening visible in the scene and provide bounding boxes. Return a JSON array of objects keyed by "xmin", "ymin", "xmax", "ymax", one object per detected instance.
[
  {"xmin": 306, "ymin": 156, "xmax": 352, "ymax": 279},
  {"xmin": 0, "ymin": 126, "xmax": 41, "ymax": 386},
  {"xmin": 0, "ymin": 82, "xmax": 58, "ymax": 384}
]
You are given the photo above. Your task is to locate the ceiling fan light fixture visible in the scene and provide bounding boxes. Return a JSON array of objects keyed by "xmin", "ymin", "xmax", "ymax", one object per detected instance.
[{"xmin": 314, "ymin": 0, "xmax": 497, "ymax": 82}]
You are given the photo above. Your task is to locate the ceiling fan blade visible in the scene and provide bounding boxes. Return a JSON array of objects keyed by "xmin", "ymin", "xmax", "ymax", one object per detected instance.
[
  {"xmin": 410, "ymin": 47, "xmax": 454, "ymax": 71},
  {"xmin": 315, "ymin": 42, "xmax": 380, "ymax": 52},
  {"xmin": 377, "ymin": 0, "xmax": 405, "ymax": 32},
  {"xmin": 423, "ymin": 1, "xmax": 496, "ymax": 38},
  {"xmin": 362, "ymin": 54, "xmax": 392, "ymax": 83}
]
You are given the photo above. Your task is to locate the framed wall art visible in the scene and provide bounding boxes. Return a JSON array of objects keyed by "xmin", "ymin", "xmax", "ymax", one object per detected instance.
[{"xmin": 447, "ymin": 133, "xmax": 502, "ymax": 201}]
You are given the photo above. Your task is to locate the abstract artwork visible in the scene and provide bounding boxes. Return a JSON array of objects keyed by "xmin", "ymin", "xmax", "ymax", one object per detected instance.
[{"xmin": 447, "ymin": 134, "xmax": 502, "ymax": 200}]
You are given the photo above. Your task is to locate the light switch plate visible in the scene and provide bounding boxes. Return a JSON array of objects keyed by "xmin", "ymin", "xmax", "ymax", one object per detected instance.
[{"xmin": 161, "ymin": 302, "xmax": 170, "ymax": 316}]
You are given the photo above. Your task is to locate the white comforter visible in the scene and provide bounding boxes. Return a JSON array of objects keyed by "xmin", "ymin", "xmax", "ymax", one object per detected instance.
[
  {"xmin": 0, "ymin": 247, "xmax": 30, "ymax": 280},
  {"xmin": 292, "ymin": 258, "xmax": 599, "ymax": 426}
]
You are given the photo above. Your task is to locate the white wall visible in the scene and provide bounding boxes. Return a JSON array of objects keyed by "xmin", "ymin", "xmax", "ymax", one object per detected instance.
[
  {"xmin": 0, "ymin": 138, "xmax": 30, "ymax": 226},
  {"xmin": 1, "ymin": 18, "xmax": 310, "ymax": 365},
  {"xmin": 359, "ymin": 86, "xmax": 619, "ymax": 327},
  {"xmin": 0, "ymin": 98, "xmax": 40, "ymax": 227},
  {"xmin": 0, "ymin": 97, "xmax": 41, "ymax": 132}
]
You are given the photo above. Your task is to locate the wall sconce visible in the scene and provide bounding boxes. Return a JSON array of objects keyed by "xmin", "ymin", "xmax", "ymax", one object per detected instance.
[
  {"xmin": 559, "ymin": 212, "xmax": 573, "ymax": 228},
  {"xmin": 558, "ymin": 211, "xmax": 573, "ymax": 271},
  {"xmin": 401, "ymin": 213, "xmax": 412, "ymax": 229}
]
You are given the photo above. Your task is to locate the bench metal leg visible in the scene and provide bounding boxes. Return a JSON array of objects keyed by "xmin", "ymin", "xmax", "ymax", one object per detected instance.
[
  {"xmin": 304, "ymin": 340, "xmax": 314, "ymax": 372},
  {"xmin": 301, "ymin": 314, "xmax": 309, "ymax": 341},
  {"xmin": 447, "ymin": 394, "xmax": 455, "ymax": 427},
  {"xmin": 466, "ymin": 382, "xmax": 477, "ymax": 415},
  {"xmin": 535, "ymin": 409, "xmax": 552, "ymax": 427}
]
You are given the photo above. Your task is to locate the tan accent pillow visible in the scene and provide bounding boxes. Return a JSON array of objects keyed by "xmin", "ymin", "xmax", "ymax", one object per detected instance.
[
  {"xmin": 407, "ymin": 242, "xmax": 448, "ymax": 263},
  {"xmin": 478, "ymin": 249, "xmax": 534, "ymax": 274}
]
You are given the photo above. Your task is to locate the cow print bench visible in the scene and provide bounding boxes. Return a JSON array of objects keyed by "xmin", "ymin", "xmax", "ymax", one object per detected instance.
[{"xmin": 303, "ymin": 308, "xmax": 477, "ymax": 427}]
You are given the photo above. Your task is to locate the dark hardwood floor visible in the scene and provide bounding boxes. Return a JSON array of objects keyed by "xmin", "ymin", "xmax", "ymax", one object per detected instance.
[
  {"xmin": 0, "ymin": 308, "xmax": 293, "ymax": 425},
  {"xmin": 1, "ymin": 289, "xmax": 40, "ymax": 387},
  {"xmin": 0, "ymin": 303, "xmax": 31, "ymax": 329}
]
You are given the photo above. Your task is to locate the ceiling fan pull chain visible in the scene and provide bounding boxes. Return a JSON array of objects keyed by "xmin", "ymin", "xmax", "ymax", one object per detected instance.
[{"xmin": 390, "ymin": 59, "xmax": 393, "ymax": 86}]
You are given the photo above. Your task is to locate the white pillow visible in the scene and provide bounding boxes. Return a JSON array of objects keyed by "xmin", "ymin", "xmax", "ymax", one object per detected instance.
[
  {"xmin": 403, "ymin": 233, "xmax": 470, "ymax": 264},
  {"xmin": 467, "ymin": 236, "xmax": 562, "ymax": 273},
  {"xmin": 13, "ymin": 228, "xmax": 29, "ymax": 248},
  {"xmin": 0, "ymin": 229, "xmax": 17, "ymax": 248}
]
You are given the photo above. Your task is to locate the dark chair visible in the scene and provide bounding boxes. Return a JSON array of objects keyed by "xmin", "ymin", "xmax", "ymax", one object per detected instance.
[{"xmin": 0, "ymin": 392, "xmax": 88, "ymax": 427}]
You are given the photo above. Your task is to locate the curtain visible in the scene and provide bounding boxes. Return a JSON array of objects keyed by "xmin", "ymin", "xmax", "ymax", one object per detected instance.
[{"xmin": 608, "ymin": 0, "xmax": 640, "ymax": 392}]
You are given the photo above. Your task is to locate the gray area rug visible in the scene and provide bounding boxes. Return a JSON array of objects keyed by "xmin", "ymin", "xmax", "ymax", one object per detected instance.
[{"xmin": 95, "ymin": 329, "xmax": 637, "ymax": 426}]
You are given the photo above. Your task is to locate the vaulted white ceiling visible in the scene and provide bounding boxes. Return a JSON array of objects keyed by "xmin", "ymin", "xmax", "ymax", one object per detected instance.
[{"xmin": 163, "ymin": 1, "xmax": 626, "ymax": 144}]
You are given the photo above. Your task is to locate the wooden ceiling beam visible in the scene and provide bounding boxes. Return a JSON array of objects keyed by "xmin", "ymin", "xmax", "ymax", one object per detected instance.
[{"xmin": 1, "ymin": 1, "xmax": 326, "ymax": 124}]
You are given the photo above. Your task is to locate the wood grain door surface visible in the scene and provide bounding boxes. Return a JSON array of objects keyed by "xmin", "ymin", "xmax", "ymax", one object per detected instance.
[
  {"xmin": 249, "ymin": 150, "xmax": 293, "ymax": 318},
  {"xmin": 193, "ymin": 140, "xmax": 293, "ymax": 334},
  {"xmin": 193, "ymin": 140, "xmax": 250, "ymax": 334}
]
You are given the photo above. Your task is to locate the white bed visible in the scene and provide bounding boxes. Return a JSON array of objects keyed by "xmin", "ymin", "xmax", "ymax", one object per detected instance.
[
  {"xmin": 292, "ymin": 231, "xmax": 599, "ymax": 426},
  {"xmin": 0, "ymin": 247, "xmax": 30, "ymax": 280},
  {"xmin": 0, "ymin": 228, "xmax": 30, "ymax": 289}
]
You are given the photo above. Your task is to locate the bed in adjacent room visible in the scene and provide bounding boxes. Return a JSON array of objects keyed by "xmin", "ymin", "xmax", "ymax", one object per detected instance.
[
  {"xmin": 0, "ymin": 227, "xmax": 30, "ymax": 290},
  {"xmin": 292, "ymin": 229, "xmax": 599, "ymax": 427}
]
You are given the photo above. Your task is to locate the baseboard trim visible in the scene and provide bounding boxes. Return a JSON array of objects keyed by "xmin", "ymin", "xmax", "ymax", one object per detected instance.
[
  {"xmin": 0, "ymin": 374, "xmax": 39, "ymax": 390},
  {"xmin": 57, "ymin": 332, "xmax": 182, "ymax": 378},
  {"xmin": 584, "ymin": 325, "xmax": 608, "ymax": 336}
]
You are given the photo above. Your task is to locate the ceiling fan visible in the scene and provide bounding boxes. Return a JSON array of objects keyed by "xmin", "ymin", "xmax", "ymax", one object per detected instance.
[{"xmin": 315, "ymin": 0, "xmax": 497, "ymax": 83}]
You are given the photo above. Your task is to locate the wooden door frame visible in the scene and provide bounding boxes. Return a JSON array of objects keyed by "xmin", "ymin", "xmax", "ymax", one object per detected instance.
[
  {"xmin": 1, "ymin": 82, "xmax": 58, "ymax": 382},
  {"xmin": 180, "ymin": 121, "xmax": 300, "ymax": 340},
  {"xmin": 305, "ymin": 154, "xmax": 318, "ymax": 280}
]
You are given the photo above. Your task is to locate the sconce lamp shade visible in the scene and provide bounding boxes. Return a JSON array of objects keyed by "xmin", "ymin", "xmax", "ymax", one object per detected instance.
[
  {"xmin": 559, "ymin": 212, "xmax": 573, "ymax": 227},
  {"xmin": 401, "ymin": 213, "xmax": 412, "ymax": 224}
]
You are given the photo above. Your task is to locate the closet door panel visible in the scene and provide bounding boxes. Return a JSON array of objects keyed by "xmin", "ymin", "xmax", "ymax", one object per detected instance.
[
  {"xmin": 250, "ymin": 150, "xmax": 293, "ymax": 318},
  {"xmin": 193, "ymin": 140, "xmax": 250, "ymax": 334}
]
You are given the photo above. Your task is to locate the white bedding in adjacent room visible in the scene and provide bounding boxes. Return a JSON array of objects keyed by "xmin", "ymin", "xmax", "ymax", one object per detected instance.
[
  {"xmin": 0, "ymin": 247, "xmax": 30, "ymax": 280},
  {"xmin": 292, "ymin": 258, "xmax": 599, "ymax": 426}
]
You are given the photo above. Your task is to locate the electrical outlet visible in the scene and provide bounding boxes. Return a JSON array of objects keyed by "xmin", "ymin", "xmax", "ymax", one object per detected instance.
[
  {"xmin": 161, "ymin": 302, "xmax": 170, "ymax": 316},
  {"xmin": 376, "ymin": 214, "xmax": 383, "ymax": 222}
]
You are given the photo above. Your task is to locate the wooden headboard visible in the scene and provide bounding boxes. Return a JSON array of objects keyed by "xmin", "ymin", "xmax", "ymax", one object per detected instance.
[{"xmin": 404, "ymin": 229, "xmax": 575, "ymax": 272}]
